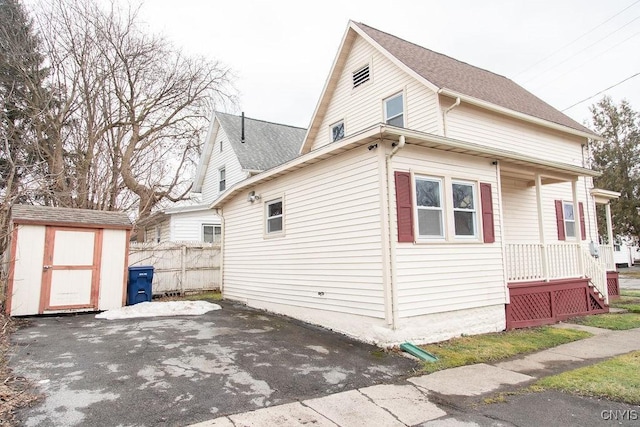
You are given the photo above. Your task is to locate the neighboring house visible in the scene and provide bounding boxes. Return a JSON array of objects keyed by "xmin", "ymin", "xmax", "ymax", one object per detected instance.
[
  {"xmin": 211, "ymin": 21, "xmax": 620, "ymax": 346},
  {"xmin": 612, "ymin": 236, "xmax": 636, "ymax": 268},
  {"xmin": 136, "ymin": 112, "xmax": 306, "ymax": 243}
]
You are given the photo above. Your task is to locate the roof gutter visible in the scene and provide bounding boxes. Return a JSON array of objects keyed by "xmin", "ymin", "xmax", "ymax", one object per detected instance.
[{"xmin": 437, "ymin": 88, "xmax": 603, "ymax": 141}]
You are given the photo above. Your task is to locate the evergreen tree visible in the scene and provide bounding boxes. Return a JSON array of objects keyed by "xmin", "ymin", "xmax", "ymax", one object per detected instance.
[{"xmin": 589, "ymin": 96, "xmax": 640, "ymax": 243}]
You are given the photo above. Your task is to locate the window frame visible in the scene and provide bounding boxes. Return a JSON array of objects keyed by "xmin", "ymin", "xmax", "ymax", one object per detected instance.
[
  {"xmin": 330, "ymin": 120, "xmax": 345, "ymax": 142},
  {"xmin": 202, "ymin": 224, "xmax": 222, "ymax": 243},
  {"xmin": 451, "ymin": 180, "xmax": 478, "ymax": 239},
  {"xmin": 414, "ymin": 175, "xmax": 445, "ymax": 240},
  {"xmin": 384, "ymin": 91, "xmax": 404, "ymax": 128},
  {"xmin": 264, "ymin": 197, "xmax": 285, "ymax": 237},
  {"xmin": 219, "ymin": 167, "xmax": 226, "ymax": 192},
  {"xmin": 562, "ymin": 201, "xmax": 576, "ymax": 239}
]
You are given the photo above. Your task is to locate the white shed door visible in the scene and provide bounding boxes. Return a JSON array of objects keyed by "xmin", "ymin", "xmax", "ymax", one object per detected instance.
[{"xmin": 40, "ymin": 227, "xmax": 102, "ymax": 312}]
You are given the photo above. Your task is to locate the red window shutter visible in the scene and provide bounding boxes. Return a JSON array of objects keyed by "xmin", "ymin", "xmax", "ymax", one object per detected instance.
[
  {"xmin": 480, "ymin": 183, "xmax": 495, "ymax": 243},
  {"xmin": 394, "ymin": 171, "xmax": 414, "ymax": 243},
  {"xmin": 555, "ymin": 200, "xmax": 565, "ymax": 241},
  {"xmin": 579, "ymin": 202, "xmax": 586, "ymax": 240}
]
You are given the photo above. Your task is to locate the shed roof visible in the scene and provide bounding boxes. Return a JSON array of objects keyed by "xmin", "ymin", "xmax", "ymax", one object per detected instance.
[
  {"xmin": 354, "ymin": 22, "xmax": 594, "ymax": 135},
  {"xmin": 11, "ymin": 205, "xmax": 132, "ymax": 229},
  {"xmin": 216, "ymin": 112, "xmax": 307, "ymax": 171}
]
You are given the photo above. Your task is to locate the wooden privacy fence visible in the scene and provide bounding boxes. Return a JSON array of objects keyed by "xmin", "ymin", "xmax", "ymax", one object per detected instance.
[{"xmin": 129, "ymin": 242, "xmax": 220, "ymax": 295}]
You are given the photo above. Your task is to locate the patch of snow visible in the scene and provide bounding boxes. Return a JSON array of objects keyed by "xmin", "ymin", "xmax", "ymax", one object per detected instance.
[{"xmin": 95, "ymin": 301, "xmax": 221, "ymax": 320}]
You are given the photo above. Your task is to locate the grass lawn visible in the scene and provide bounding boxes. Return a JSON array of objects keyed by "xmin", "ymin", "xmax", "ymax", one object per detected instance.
[
  {"xmin": 535, "ymin": 351, "xmax": 640, "ymax": 404},
  {"xmin": 418, "ymin": 327, "xmax": 591, "ymax": 374},
  {"xmin": 568, "ymin": 312, "xmax": 640, "ymax": 330},
  {"xmin": 183, "ymin": 291, "xmax": 222, "ymax": 301},
  {"xmin": 619, "ymin": 270, "xmax": 640, "ymax": 279},
  {"xmin": 610, "ymin": 290, "xmax": 640, "ymax": 314}
]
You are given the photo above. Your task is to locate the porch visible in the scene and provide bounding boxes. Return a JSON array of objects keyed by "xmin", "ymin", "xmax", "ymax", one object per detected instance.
[
  {"xmin": 499, "ymin": 165, "xmax": 620, "ymax": 329},
  {"xmin": 504, "ymin": 242, "xmax": 616, "ymax": 329}
]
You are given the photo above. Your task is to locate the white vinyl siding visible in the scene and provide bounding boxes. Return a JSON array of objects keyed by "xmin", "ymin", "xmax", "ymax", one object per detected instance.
[
  {"xmin": 501, "ymin": 177, "xmax": 597, "ymax": 244},
  {"xmin": 310, "ymin": 34, "xmax": 440, "ymax": 151},
  {"xmin": 391, "ymin": 145, "xmax": 506, "ymax": 318},
  {"xmin": 169, "ymin": 210, "xmax": 221, "ymax": 242},
  {"xmin": 222, "ymin": 148, "xmax": 385, "ymax": 318},
  {"xmin": 444, "ymin": 100, "xmax": 586, "ymax": 166},
  {"xmin": 201, "ymin": 125, "xmax": 246, "ymax": 204}
]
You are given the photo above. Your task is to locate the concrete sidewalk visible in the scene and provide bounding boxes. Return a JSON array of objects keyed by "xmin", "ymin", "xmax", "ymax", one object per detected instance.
[{"xmin": 191, "ymin": 326, "xmax": 640, "ymax": 427}]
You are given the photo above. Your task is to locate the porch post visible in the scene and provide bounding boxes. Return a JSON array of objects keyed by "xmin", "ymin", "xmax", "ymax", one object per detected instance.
[
  {"xmin": 572, "ymin": 180, "xmax": 585, "ymax": 276},
  {"xmin": 535, "ymin": 174, "xmax": 549, "ymax": 281},
  {"xmin": 605, "ymin": 203, "xmax": 614, "ymax": 246}
]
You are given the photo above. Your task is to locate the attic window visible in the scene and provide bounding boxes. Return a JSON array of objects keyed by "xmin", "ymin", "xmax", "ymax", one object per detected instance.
[
  {"xmin": 331, "ymin": 121, "xmax": 345, "ymax": 142},
  {"xmin": 352, "ymin": 65, "xmax": 370, "ymax": 88}
]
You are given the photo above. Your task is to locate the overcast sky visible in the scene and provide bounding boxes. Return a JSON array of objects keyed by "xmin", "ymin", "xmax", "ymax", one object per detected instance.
[{"xmin": 136, "ymin": 0, "xmax": 640, "ymax": 129}]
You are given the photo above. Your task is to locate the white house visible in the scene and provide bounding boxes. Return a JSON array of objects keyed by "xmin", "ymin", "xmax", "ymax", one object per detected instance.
[
  {"xmin": 136, "ymin": 112, "xmax": 306, "ymax": 243},
  {"xmin": 211, "ymin": 22, "xmax": 620, "ymax": 346}
]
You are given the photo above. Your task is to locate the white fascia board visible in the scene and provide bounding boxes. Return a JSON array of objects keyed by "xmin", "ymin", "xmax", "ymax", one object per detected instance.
[
  {"xmin": 164, "ymin": 203, "xmax": 211, "ymax": 214},
  {"xmin": 383, "ymin": 125, "xmax": 601, "ymax": 177},
  {"xmin": 211, "ymin": 124, "xmax": 385, "ymax": 208},
  {"xmin": 193, "ymin": 113, "xmax": 219, "ymax": 192},
  {"xmin": 300, "ymin": 23, "xmax": 356, "ymax": 155},
  {"xmin": 213, "ymin": 123, "xmax": 600, "ymax": 209},
  {"xmin": 438, "ymin": 88, "xmax": 603, "ymax": 141}
]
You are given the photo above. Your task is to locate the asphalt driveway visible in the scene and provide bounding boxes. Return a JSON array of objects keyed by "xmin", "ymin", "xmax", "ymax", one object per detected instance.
[{"xmin": 9, "ymin": 300, "xmax": 417, "ymax": 426}]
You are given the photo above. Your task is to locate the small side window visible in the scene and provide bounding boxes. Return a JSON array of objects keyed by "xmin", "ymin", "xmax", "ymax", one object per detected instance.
[
  {"xmin": 331, "ymin": 121, "xmax": 345, "ymax": 142},
  {"xmin": 265, "ymin": 198, "xmax": 284, "ymax": 235},
  {"xmin": 563, "ymin": 201, "xmax": 576, "ymax": 238},
  {"xmin": 219, "ymin": 167, "xmax": 226, "ymax": 192},
  {"xmin": 203, "ymin": 224, "xmax": 222, "ymax": 243},
  {"xmin": 384, "ymin": 92, "xmax": 404, "ymax": 127},
  {"xmin": 220, "ymin": 140, "xmax": 223, "ymax": 152}
]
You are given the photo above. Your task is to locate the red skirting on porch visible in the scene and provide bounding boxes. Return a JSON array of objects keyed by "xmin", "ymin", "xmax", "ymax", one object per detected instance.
[
  {"xmin": 506, "ymin": 278, "xmax": 608, "ymax": 329},
  {"xmin": 607, "ymin": 271, "xmax": 620, "ymax": 300}
]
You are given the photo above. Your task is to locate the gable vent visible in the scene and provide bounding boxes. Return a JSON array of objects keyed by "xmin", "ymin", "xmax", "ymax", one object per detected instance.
[{"xmin": 352, "ymin": 65, "xmax": 370, "ymax": 88}]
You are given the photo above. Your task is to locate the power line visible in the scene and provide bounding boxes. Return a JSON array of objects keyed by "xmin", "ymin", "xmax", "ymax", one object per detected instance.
[
  {"xmin": 514, "ymin": 0, "xmax": 640, "ymax": 78},
  {"xmin": 523, "ymin": 13, "xmax": 640, "ymax": 84},
  {"xmin": 530, "ymin": 30, "xmax": 640, "ymax": 91},
  {"xmin": 561, "ymin": 71, "xmax": 640, "ymax": 111}
]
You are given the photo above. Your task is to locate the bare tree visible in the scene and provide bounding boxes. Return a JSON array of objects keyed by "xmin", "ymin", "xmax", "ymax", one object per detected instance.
[{"xmin": 35, "ymin": 0, "xmax": 235, "ymax": 217}]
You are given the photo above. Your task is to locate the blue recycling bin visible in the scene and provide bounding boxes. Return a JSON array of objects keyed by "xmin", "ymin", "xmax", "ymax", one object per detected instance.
[{"xmin": 127, "ymin": 266, "xmax": 154, "ymax": 305}]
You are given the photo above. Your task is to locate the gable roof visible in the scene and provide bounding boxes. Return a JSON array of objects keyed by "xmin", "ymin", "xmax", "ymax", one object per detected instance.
[
  {"xmin": 11, "ymin": 205, "xmax": 132, "ymax": 229},
  {"xmin": 193, "ymin": 112, "xmax": 306, "ymax": 192},
  {"xmin": 301, "ymin": 21, "xmax": 598, "ymax": 153},
  {"xmin": 355, "ymin": 22, "xmax": 593, "ymax": 134},
  {"xmin": 216, "ymin": 112, "xmax": 306, "ymax": 171}
]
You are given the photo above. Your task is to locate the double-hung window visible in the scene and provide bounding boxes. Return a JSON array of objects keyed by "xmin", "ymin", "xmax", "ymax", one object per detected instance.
[
  {"xmin": 452, "ymin": 181, "xmax": 477, "ymax": 237},
  {"xmin": 384, "ymin": 92, "xmax": 404, "ymax": 127},
  {"xmin": 563, "ymin": 201, "xmax": 576, "ymax": 238},
  {"xmin": 266, "ymin": 198, "xmax": 283, "ymax": 235},
  {"xmin": 219, "ymin": 167, "xmax": 226, "ymax": 192},
  {"xmin": 415, "ymin": 176, "xmax": 444, "ymax": 238}
]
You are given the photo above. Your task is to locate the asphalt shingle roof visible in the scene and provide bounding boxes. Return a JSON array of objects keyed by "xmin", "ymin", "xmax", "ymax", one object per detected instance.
[
  {"xmin": 11, "ymin": 205, "xmax": 132, "ymax": 228},
  {"xmin": 355, "ymin": 22, "xmax": 595, "ymax": 136},
  {"xmin": 216, "ymin": 112, "xmax": 306, "ymax": 171}
]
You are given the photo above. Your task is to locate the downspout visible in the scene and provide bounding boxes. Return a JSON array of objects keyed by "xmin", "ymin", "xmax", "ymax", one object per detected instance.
[
  {"xmin": 494, "ymin": 160, "xmax": 510, "ymax": 304},
  {"xmin": 214, "ymin": 207, "xmax": 225, "ymax": 294},
  {"xmin": 442, "ymin": 96, "xmax": 461, "ymax": 137},
  {"xmin": 385, "ymin": 134, "xmax": 406, "ymax": 330}
]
